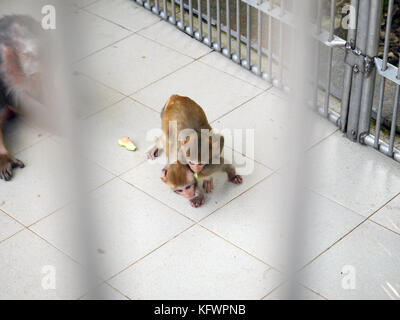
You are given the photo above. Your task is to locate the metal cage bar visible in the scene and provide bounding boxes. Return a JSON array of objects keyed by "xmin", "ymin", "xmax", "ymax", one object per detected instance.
[
  {"xmin": 374, "ymin": 0, "xmax": 394, "ymax": 149},
  {"xmin": 132, "ymin": 0, "xmax": 400, "ymax": 163}
]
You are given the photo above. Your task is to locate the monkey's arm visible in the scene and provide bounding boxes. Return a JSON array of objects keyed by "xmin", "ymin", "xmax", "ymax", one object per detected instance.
[
  {"xmin": 199, "ymin": 158, "xmax": 243, "ymax": 184},
  {"xmin": 189, "ymin": 183, "xmax": 205, "ymax": 208},
  {"xmin": 146, "ymin": 135, "xmax": 164, "ymax": 160}
]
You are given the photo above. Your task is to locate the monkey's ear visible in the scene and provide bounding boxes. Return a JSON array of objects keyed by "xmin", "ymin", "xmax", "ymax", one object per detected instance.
[{"xmin": 160, "ymin": 167, "xmax": 168, "ymax": 183}]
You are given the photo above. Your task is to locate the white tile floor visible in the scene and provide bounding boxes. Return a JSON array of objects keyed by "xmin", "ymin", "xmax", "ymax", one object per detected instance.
[{"xmin": 1, "ymin": 0, "xmax": 400, "ymax": 300}]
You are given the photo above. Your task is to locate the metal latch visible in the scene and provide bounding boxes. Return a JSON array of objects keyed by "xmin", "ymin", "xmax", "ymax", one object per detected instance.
[{"xmin": 344, "ymin": 41, "xmax": 375, "ymax": 76}]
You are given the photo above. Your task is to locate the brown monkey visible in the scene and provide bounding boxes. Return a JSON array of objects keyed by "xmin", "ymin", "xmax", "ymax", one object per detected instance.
[
  {"xmin": 0, "ymin": 15, "xmax": 48, "ymax": 181},
  {"xmin": 146, "ymin": 95, "xmax": 242, "ymax": 204}
]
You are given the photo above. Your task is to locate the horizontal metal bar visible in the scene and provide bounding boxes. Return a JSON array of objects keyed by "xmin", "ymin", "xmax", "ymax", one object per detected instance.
[
  {"xmin": 375, "ymin": 57, "xmax": 400, "ymax": 86},
  {"xmin": 364, "ymin": 134, "xmax": 400, "ymax": 162}
]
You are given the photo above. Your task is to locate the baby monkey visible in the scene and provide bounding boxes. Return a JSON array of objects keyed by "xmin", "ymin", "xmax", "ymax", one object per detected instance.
[{"xmin": 146, "ymin": 95, "xmax": 243, "ymax": 207}]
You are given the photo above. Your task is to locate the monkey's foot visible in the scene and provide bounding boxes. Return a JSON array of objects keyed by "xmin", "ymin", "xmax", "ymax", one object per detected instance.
[
  {"xmin": 189, "ymin": 195, "xmax": 205, "ymax": 208},
  {"xmin": 146, "ymin": 146, "xmax": 160, "ymax": 160},
  {"xmin": 202, "ymin": 178, "xmax": 214, "ymax": 193},
  {"xmin": 0, "ymin": 154, "xmax": 24, "ymax": 181},
  {"xmin": 228, "ymin": 173, "xmax": 243, "ymax": 184}
]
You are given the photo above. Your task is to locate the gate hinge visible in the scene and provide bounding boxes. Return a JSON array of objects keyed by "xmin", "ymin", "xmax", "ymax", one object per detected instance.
[{"xmin": 344, "ymin": 41, "xmax": 375, "ymax": 76}]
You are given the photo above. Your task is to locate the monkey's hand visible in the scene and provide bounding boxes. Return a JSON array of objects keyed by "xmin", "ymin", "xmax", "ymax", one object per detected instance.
[
  {"xmin": 146, "ymin": 145, "xmax": 160, "ymax": 160},
  {"xmin": 202, "ymin": 177, "xmax": 214, "ymax": 193},
  {"xmin": 0, "ymin": 153, "xmax": 24, "ymax": 181},
  {"xmin": 189, "ymin": 193, "xmax": 205, "ymax": 208},
  {"xmin": 228, "ymin": 172, "xmax": 243, "ymax": 184}
]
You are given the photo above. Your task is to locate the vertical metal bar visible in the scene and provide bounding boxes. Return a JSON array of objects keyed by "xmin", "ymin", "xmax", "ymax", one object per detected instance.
[
  {"xmin": 374, "ymin": 0, "xmax": 393, "ymax": 148},
  {"xmin": 340, "ymin": 0, "xmax": 359, "ymax": 132},
  {"xmin": 236, "ymin": 0, "xmax": 241, "ymax": 63},
  {"xmin": 358, "ymin": 0, "xmax": 383, "ymax": 140},
  {"xmin": 382, "ymin": 0, "xmax": 394, "ymax": 71},
  {"xmin": 323, "ymin": 0, "xmax": 336, "ymax": 117},
  {"xmin": 267, "ymin": 11, "xmax": 273, "ymax": 81},
  {"xmin": 375, "ymin": 79, "xmax": 386, "ymax": 148},
  {"xmin": 312, "ymin": 0, "xmax": 322, "ymax": 110},
  {"xmin": 189, "ymin": 0, "xmax": 193, "ymax": 35},
  {"xmin": 245, "ymin": 3, "xmax": 251, "ymax": 69},
  {"xmin": 207, "ymin": 0, "xmax": 212, "ymax": 46},
  {"xmin": 216, "ymin": 0, "xmax": 221, "ymax": 51},
  {"xmin": 198, "ymin": 0, "xmax": 202, "ymax": 39},
  {"xmin": 257, "ymin": 9, "xmax": 262, "ymax": 75},
  {"xmin": 172, "ymin": 0, "xmax": 176, "ymax": 23},
  {"xmin": 389, "ymin": 84, "xmax": 400, "ymax": 156},
  {"xmin": 163, "ymin": 0, "xmax": 167, "ymax": 20},
  {"xmin": 346, "ymin": 0, "xmax": 369, "ymax": 141},
  {"xmin": 180, "ymin": 0, "xmax": 184, "ymax": 29},
  {"xmin": 155, "ymin": 0, "xmax": 159, "ymax": 14},
  {"xmin": 277, "ymin": 1, "xmax": 284, "ymax": 87},
  {"xmin": 226, "ymin": 0, "xmax": 231, "ymax": 56}
]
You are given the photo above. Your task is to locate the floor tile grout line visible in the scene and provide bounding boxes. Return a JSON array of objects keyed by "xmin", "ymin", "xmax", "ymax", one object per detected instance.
[
  {"xmin": 27, "ymin": 227, "xmax": 85, "ymax": 267},
  {"xmin": 222, "ymin": 145, "xmax": 275, "ymax": 172},
  {"xmin": 308, "ymin": 189, "xmax": 367, "ymax": 220},
  {"xmin": 74, "ymin": 32, "xmax": 136, "ymax": 65},
  {"xmin": 210, "ymin": 87, "xmax": 271, "ymax": 125},
  {"xmin": 309, "ymin": 187, "xmax": 392, "ymax": 222},
  {"xmin": 117, "ymin": 175, "xmax": 198, "ymax": 224},
  {"xmin": 198, "ymin": 224, "xmax": 273, "ymax": 268},
  {"xmin": 127, "ymin": 59, "xmax": 196, "ymax": 97},
  {"xmin": 80, "ymin": 95, "xmax": 128, "ymax": 121},
  {"xmin": 102, "ymin": 281, "xmax": 132, "ymax": 300},
  {"xmin": 8, "ymin": 187, "xmax": 200, "ymax": 295},
  {"xmin": 115, "ymin": 160, "xmax": 147, "ymax": 178},
  {"xmin": 116, "ymin": 172, "xmax": 278, "ymax": 272},
  {"xmin": 76, "ymin": 0, "xmax": 101, "ymax": 9},
  {"xmin": 81, "ymin": 7, "xmax": 139, "ymax": 32},
  {"xmin": 0, "ymin": 207, "xmax": 27, "ymax": 229},
  {"xmin": 296, "ymin": 190, "xmax": 400, "ymax": 273},
  {"xmin": 105, "ymin": 223, "xmax": 198, "ymax": 283},
  {"xmin": 126, "ymin": 96, "xmax": 162, "ymax": 114},
  {"xmin": 368, "ymin": 219, "xmax": 400, "ymax": 237},
  {"xmin": 260, "ymin": 280, "xmax": 328, "ymax": 300},
  {"xmin": 82, "ymin": 2, "xmax": 163, "ymax": 34},
  {"xmin": 0, "ymin": 228, "xmax": 25, "ymax": 246},
  {"xmin": 0, "ymin": 224, "xmax": 106, "ymax": 296},
  {"xmin": 27, "ymin": 176, "xmax": 119, "ymax": 229},
  {"xmin": 75, "ymin": 71, "xmax": 129, "ymax": 99},
  {"xmin": 86, "ymin": 1, "xmax": 273, "ymax": 93},
  {"xmin": 137, "ymin": 29, "xmax": 213, "ymax": 61},
  {"xmin": 138, "ymin": 18, "xmax": 271, "ymax": 91},
  {"xmin": 197, "ymin": 171, "xmax": 277, "ymax": 224},
  {"xmin": 297, "ymin": 283, "xmax": 328, "ymax": 300},
  {"xmin": 197, "ymin": 59, "xmax": 272, "ymax": 91},
  {"xmin": 14, "ymin": 135, "xmax": 51, "ymax": 156},
  {"xmin": 76, "ymin": 280, "xmax": 132, "ymax": 300},
  {"xmin": 26, "ymin": 227, "xmax": 111, "ymax": 293},
  {"xmin": 304, "ymin": 128, "xmax": 340, "ymax": 153}
]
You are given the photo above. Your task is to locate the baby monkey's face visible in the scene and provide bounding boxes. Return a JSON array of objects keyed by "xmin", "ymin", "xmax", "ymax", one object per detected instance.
[
  {"xmin": 166, "ymin": 164, "xmax": 197, "ymax": 199},
  {"xmin": 174, "ymin": 181, "xmax": 196, "ymax": 198}
]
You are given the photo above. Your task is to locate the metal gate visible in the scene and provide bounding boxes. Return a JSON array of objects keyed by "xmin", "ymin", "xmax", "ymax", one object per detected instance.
[{"xmin": 133, "ymin": 0, "xmax": 400, "ymax": 163}]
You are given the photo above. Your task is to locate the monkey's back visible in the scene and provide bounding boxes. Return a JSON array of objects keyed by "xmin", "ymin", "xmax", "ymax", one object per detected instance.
[{"xmin": 161, "ymin": 94, "xmax": 212, "ymax": 134}]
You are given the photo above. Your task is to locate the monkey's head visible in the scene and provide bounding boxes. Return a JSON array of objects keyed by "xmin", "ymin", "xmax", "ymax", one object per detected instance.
[
  {"xmin": 161, "ymin": 162, "xmax": 196, "ymax": 198},
  {"xmin": 179, "ymin": 132, "xmax": 224, "ymax": 173}
]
